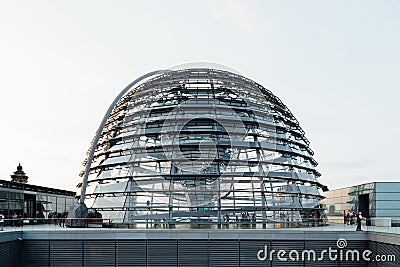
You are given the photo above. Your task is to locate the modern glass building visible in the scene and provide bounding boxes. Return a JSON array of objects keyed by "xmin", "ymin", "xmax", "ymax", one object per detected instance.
[
  {"xmin": 0, "ymin": 164, "xmax": 75, "ymax": 223},
  {"xmin": 321, "ymin": 182, "xmax": 400, "ymax": 226},
  {"xmin": 77, "ymin": 66, "xmax": 327, "ymax": 226}
]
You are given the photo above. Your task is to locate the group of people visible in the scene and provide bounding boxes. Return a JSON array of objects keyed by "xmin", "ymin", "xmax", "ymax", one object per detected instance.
[
  {"xmin": 343, "ymin": 211, "xmax": 357, "ymax": 225},
  {"xmin": 223, "ymin": 212, "xmax": 257, "ymax": 223},
  {"xmin": 0, "ymin": 212, "xmax": 23, "ymax": 230},
  {"xmin": 11, "ymin": 212, "xmax": 24, "ymax": 227},
  {"xmin": 48, "ymin": 212, "xmax": 68, "ymax": 227},
  {"xmin": 344, "ymin": 210, "xmax": 364, "ymax": 231},
  {"xmin": 0, "ymin": 211, "xmax": 70, "ymax": 230}
]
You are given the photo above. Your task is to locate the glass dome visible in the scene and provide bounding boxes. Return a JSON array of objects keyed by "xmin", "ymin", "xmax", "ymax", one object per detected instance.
[{"xmin": 77, "ymin": 67, "xmax": 326, "ymax": 227}]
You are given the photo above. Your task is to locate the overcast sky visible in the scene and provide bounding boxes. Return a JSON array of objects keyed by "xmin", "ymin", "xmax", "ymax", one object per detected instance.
[{"xmin": 0, "ymin": 1, "xmax": 399, "ymax": 192}]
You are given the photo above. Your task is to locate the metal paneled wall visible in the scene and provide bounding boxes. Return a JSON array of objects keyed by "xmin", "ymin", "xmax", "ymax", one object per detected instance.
[
  {"xmin": 24, "ymin": 240, "xmax": 49, "ymax": 267},
  {"xmin": 240, "ymin": 240, "xmax": 271, "ymax": 267},
  {"xmin": 50, "ymin": 240, "xmax": 83, "ymax": 267},
  {"xmin": 0, "ymin": 240, "xmax": 22, "ymax": 267},
  {"xmin": 367, "ymin": 241, "xmax": 400, "ymax": 267},
  {"xmin": 84, "ymin": 240, "xmax": 116, "ymax": 267},
  {"xmin": 116, "ymin": 240, "xmax": 146, "ymax": 267},
  {"xmin": 147, "ymin": 240, "xmax": 177, "ymax": 267},
  {"xmin": 178, "ymin": 240, "xmax": 209, "ymax": 267},
  {"xmin": 269, "ymin": 240, "xmax": 305, "ymax": 267},
  {"xmin": 19, "ymin": 238, "xmax": 400, "ymax": 267},
  {"xmin": 209, "ymin": 239, "xmax": 239, "ymax": 267}
]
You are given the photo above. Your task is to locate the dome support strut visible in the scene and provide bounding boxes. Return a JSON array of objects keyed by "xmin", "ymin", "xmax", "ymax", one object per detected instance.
[{"xmin": 78, "ymin": 70, "xmax": 167, "ymax": 206}]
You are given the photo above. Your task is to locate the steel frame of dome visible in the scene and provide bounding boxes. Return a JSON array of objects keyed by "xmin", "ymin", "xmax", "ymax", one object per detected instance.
[{"xmin": 78, "ymin": 67, "xmax": 326, "ymax": 227}]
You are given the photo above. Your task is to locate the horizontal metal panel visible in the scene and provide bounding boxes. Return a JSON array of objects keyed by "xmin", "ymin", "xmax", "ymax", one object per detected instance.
[
  {"xmin": 269, "ymin": 240, "xmax": 305, "ymax": 267},
  {"xmin": 240, "ymin": 240, "xmax": 271, "ymax": 267},
  {"xmin": 84, "ymin": 240, "xmax": 115, "ymax": 267},
  {"xmin": 24, "ymin": 240, "xmax": 49, "ymax": 267},
  {"xmin": 50, "ymin": 240, "xmax": 83, "ymax": 267},
  {"xmin": 147, "ymin": 239, "xmax": 177, "ymax": 267},
  {"xmin": 304, "ymin": 240, "xmax": 366, "ymax": 267},
  {"xmin": 209, "ymin": 239, "xmax": 239, "ymax": 267},
  {"xmin": 178, "ymin": 240, "xmax": 208, "ymax": 267},
  {"xmin": 0, "ymin": 241, "xmax": 22, "ymax": 267},
  {"xmin": 368, "ymin": 241, "xmax": 400, "ymax": 267},
  {"xmin": 116, "ymin": 240, "xmax": 146, "ymax": 267},
  {"xmin": 0, "ymin": 241, "xmax": 12, "ymax": 267},
  {"xmin": 9, "ymin": 241, "xmax": 23, "ymax": 267}
]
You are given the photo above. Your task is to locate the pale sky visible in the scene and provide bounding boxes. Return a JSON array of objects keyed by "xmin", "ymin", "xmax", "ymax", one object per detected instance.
[{"xmin": 0, "ymin": 1, "xmax": 399, "ymax": 192}]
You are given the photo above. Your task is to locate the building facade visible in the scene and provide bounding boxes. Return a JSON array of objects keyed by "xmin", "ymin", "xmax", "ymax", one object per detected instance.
[
  {"xmin": 321, "ymin": 182, "xmax": 400, "ymax": 226},
  {"xmin": 0, "ymin": 165, "xmax": 75, "ymax": 223}
]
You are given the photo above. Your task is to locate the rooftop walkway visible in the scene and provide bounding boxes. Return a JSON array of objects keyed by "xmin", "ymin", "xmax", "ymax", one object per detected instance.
[{"xmin": 1, "ymin": 222, "xmax": 400, "ymax": 234}]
